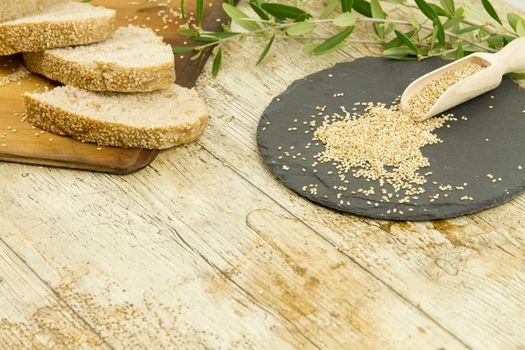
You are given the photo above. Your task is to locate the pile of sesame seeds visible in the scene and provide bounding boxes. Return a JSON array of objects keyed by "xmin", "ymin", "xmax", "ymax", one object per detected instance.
[
  {"xmin": 314, "ymin": 102, "xmax": 450, "ymax": 196},
  {"xmin": 406, "ymin": 62, "xmax": 485, "ymax": 118}
]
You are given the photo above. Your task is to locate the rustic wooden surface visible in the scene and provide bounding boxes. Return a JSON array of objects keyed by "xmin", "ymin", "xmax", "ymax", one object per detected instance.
[
  {"xmin": 0, "ymin": 0, "xmax": 228, "ymax": 174},
  {"xmin": 1, "ymin": 0, "xmax": 524, "ymax": 349}
]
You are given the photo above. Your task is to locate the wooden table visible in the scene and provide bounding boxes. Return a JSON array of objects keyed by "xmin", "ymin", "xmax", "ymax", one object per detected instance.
[{"xmin": 1, "ymin": 1, "xmax": 524, "ymax": 349}]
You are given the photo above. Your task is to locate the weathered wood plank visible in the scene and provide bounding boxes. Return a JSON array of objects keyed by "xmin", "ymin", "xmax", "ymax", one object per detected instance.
[
  {"xmin": 0, "ymin": 238, "xmax": 110, "ymax": 349},
  {"xmin": 191, "ymin": 1, "xmax": 525, "ymax": 349},
  {"xmin": 0, "ymin": 145, "xmax": 467, "ymax": 348}
]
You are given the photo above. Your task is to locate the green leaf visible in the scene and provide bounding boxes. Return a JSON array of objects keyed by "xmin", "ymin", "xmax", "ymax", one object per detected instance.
[
  {"xmin": 384, "ymin": 36, "xmax": 403, "ymax": 50},
  {"xmin": 179, "ymin": 0, "xmax": 185, "ymax": 19},
  {"xmin": 341, "ymin": 0, "xmax": 353, "ymax": 13},
  {"xmin": 503, "ymin": 35, "xmax": 515, "ymax": 45},
  {"xmin": 489, "ymin": 35, "xmax": 515, "ymax": 48},
  {"xmin": 394, "ymin": 29, "xmax": 419, "ymax": 54},
  {"xmin": 481, "ymin": 0, "xmax": 502, "ymax": 24},
  {"xmin": 370, "ymin": 0, "xmax": 386, "ymax": 39},
  {"xmin": 212, "ymin": 47, "xmax": 222, "ymax": 78},
  {"xmin": 190, "ymin": 51, "xmax": 202, "ymax": 61},
  {"xmin": 434, "ymin": 19, "xmax": 445, "ymax": 46},
  {"xmin": 370, "ymin": 0, "xmax": 386, "ymax": 19},
  {"xmin": 333, "ymin": 12, "xmax": 357, "ymax": 27},
  {"xmin": 455, "ymin": 25, "xmax": 483, "ymax": 35},
  {"xmin": 172, "ymin": 46, "xmax": 195, "ymax": 53},
  {"xmin": 384, "ymin": 29, "xmax": 415, "ymax": 49},
  {"xmin": 302, "ymin": 43, "xmax": 317, "ymax": 55},
  {"xmin": 196, "ymin": 0, "xmax": 204, "ymax": 27},
  {"xmin": 505, "ymin": 72, "xmax": 525, "ymax": 79},
  {"xmin": 352, "ymin": 0, "xmax": 372, "ymax": 17},
  {"xmin": 430, "ymin": 25, "xmax": 438, "ymax": 50},
  {"xmin": 320, "ymin": 0, "xmax": 339, "ymax": 19},
  {"xmin": 487, "ymin": 35, "xmax": 505, "ymax": 49},
  {"xmin": 260, "ymin": 3, "xmax": 312, "ymax": 21},
  {"xmin": 257, "ymin": 35, "xmax": 275, "ymax": 65},
  {"xmin": 311, "ymin": 26, "xmax": 354, "ymax": 55},
  {"xmin": 414, "ymin": 0, "xmax": 438, "ymax": 21},
  {"xmin": 286, "ymin": 21, "xmax": 315, "ymax": 36},
  {"xmin": 429, "ymin": 4, "xmax": 448, "ymax": 17},
  {"xmin": 222, "ymin": 3, "xmax": 261, "ymax": 31},
  {"xmin": 517, "ymin": 20, "xmax": 525, "ymax": 37},
  {"xmin": 508, "ymin": 13, "xmax": 525, "ymax": 36},
  {"xmin": 373, "ymin": 23, "xmax": 385, "ymax": 39},
  {"xmin": 190, "ymin": 35, "xmax": 219, "ymax": 43},
  {"xmin": 439, "ymin": 0, "xmax": 455, "ymax": 16},
  {"xmin": 383, "ymin": 47, "xmax": 418, "ymax": 59},
  {"xmin": 178, "ymin": 27, "xmax": 200, "ymax": 37},
  {"xmin": 455, "ymin": 41, "xmax": 464, "ymax": 59},
  {"xmin": 508, "ymin": 13, "xmax": 520, "ymax": 31},
  {"xmin": 414, "ymin": 0, "xmax": 445, "ymax": 46},
  {"xmin": 385, "ymin": 22, "xmax": 396, "ymax": 35},
  {"xmin": 249, "ymin": 2, "xmax": 269, "ymax": 21}
]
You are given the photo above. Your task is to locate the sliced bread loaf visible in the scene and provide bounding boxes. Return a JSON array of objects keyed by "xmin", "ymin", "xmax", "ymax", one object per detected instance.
[
  {"xmin": 0, "ymin": 2, "xmax": 116, "ymax": 56},
  {"xmin": 24, "ymin": 85, "xmax": 209, "ymax": 149},
  {"xmin": 24, "ymin": 26, "xmax": 176, "ymax": 92}
]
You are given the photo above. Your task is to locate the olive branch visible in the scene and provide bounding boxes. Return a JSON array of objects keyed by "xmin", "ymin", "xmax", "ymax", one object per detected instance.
[{"xmin": 173, "ymin": 0, "xmax": 525, "ymax": 78}]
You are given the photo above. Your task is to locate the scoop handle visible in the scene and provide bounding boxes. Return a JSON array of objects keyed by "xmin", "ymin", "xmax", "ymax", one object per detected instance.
[{"xmin": 496, "ymin": 37, "xmax": 525, "ymax": 73}]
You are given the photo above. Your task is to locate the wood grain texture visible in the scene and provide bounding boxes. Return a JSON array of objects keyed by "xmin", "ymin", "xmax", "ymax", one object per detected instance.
[
  {"xmin": 0, "ymin": 0, "xmax": 524, "ymax": 349},
  {"xmin": 0, "ymin": 0, "xmax": 229, "ymax": 174}
]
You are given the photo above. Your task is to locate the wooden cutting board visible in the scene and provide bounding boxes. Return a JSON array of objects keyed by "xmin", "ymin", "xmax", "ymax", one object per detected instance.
[{"xmin": 0, "ymin": 0, "xmax": 228, "ymax": 174}]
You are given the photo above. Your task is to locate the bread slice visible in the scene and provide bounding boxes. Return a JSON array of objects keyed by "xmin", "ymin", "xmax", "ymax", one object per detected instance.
[
  {"xmin": 0, "ymin": 0, "xmax": 65, "ymax": 22},
  {"xmin": 0, "ymin": 2, "xmax": 116, "ymax": 56},
  {"xmin": 24, "ymin": 26, "xmax": 176, "ymax": 92},
  {"xmin": 0, "ymin": 0, "xmax": 37, "ymax": 23},
  {"xmin": 24, "ymin": 85, "xmax": 209, "ymax": 149}
]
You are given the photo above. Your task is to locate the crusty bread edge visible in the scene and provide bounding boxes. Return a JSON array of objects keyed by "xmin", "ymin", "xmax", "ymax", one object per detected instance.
[
  {"xmin": 24, "ymin": 94, "xmax": 209, "ymax": 150},
  {"xmin": 23, "ymin": 51, "xmax": 176, "ymax": 92},
  {"xmin": 0, "ymin": 13, "xmax": 116, "ymax": 55}
]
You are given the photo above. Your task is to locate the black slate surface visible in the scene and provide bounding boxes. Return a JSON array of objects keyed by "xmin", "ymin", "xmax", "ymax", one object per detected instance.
[{"xmin": 257, "ymin": 57, "xmax": 525, "ymax": 221}]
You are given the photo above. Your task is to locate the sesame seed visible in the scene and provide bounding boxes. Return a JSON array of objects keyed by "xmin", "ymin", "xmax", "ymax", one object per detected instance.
[
  {"xmin": 406, "ymin": 62, "xmax": 485, "ymax": 119},
  {"xmin": 314, "ymin": 101, "xmax": 451, "ymax": 194}
]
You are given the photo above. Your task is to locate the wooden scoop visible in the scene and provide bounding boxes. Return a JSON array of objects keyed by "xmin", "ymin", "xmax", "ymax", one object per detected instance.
[{"xmin": 400, "ymin": 37, "xmax": 525, "ymax": 121}]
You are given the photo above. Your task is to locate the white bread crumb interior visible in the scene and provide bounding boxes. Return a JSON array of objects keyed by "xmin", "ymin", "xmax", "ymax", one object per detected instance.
[
  {"xmin": 48, "ymin": 25, "xmax": 174, "ymax": 68},
  {"xmin": 4, "ymin": 1, "xmax": 114, "ymax": 24},
  {"xmin": 28, "ymin": 84, "xmax": 207, "ymax": 128}
]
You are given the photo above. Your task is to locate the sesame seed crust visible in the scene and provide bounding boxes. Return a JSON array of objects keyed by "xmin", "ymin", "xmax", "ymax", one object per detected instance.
[
  {"xmin": 24, "ymin": 93, "xmax": 208, "ymax": 150},
  {"xmin": 23, "ymin": 51, "xmax": 175, "ymax": 92},
  {"xmin": 0, "ymin": 8, "xmax": 116, "ymax": 55},
  {"xmin": 22, "ymin": 25, "xmax": 176, "ymax": 92}
]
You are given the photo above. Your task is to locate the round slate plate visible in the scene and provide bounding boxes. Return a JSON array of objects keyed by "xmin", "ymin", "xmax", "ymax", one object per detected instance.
[{"xmin": 257, "ymin": 57, "xmax": 525, "ymax": 221}]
